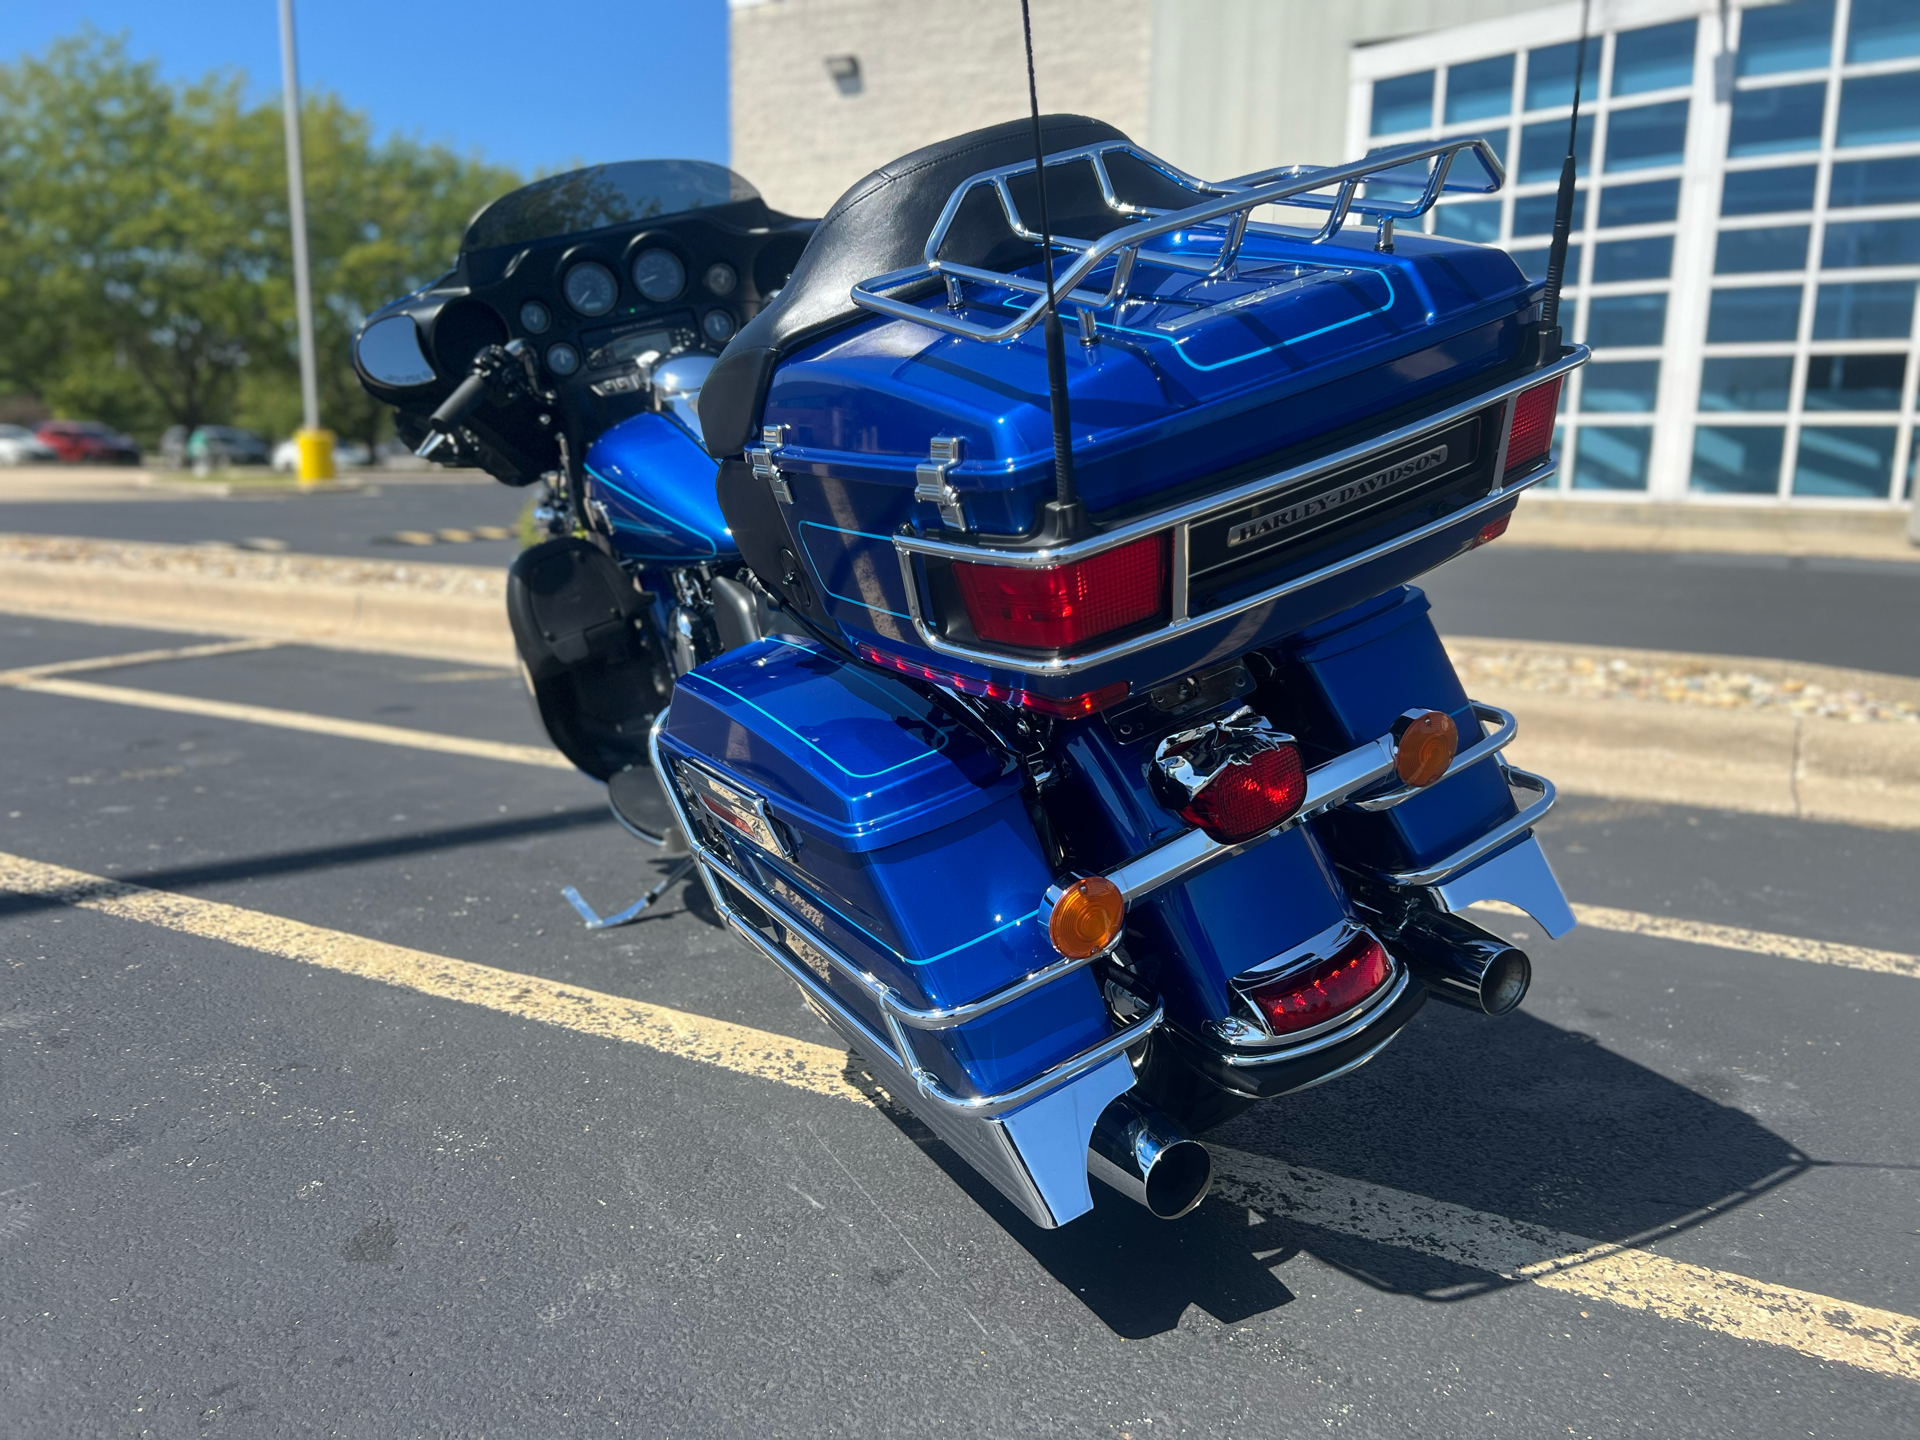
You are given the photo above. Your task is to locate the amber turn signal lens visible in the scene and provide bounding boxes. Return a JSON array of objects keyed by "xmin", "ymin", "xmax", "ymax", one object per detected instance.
[
  {"xmin": 1393, "ymin": 709, "xmax": 1457, "ymax": 788},
  {"xmin": 1048, "ymin": 875, "xmax": 1126, "ymax": 960}
]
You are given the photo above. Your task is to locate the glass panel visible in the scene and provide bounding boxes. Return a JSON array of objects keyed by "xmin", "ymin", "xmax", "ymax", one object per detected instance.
[
  {"xmin": 1512, "ymin": 189, "xmax": 1585, "ymax": 236},
  {"xmin": 1599, "ymin": 178, "xmax": 1680, "ymax": 226},
  {"xmin": 1594, "ymin": 235, "xmax": 1675, "ymax": 281},
  {"xmin": 1581, "ymin": 359, "xmax": 1660, "ymax": 411},
  {"xmin": 1573, "ymin": 426, "xmax": 1653, "ymax": 488},
  {"xmin": 1737, "ymin": 0, "xmax": 1835, "ymax": 76},
  {"xmin": 1691, "ymin": 425, "xmax": 1786, "ymax": 492},
  {"xmin": 1700, "ymin": 355, "xmax": 1795, "ymax": 410},
  {"xmin": 1846, "ymin": 0, "xmax": 1920, "ymax": 63},
  {"xmin": 1719, "ymin": 165, "xmax": 1818, "ymax": 215},
  {"xmin": 1836, "ymin": 72, "xmax": 1920, "ymax": 148},
  {"xmin": 1793, "ymin": 426, "xmax": 1899, "ymax": 496},
  {"xmin": 1526, "ymin": 39, "xmax": 1602, "ymax": 111},
  {"xmin": 1446, "ymin": 55, "xmax": 1515, "ymax": 123},
  {"xmin": 1727, "ymin": 83, "xmax": 1828, "ymax": 156},
  {"xmin": 1829, "ymin": 157, "xmax": 1920, "ymax": 208},
  {"xmin": 1803, "ymin": 354, "xmax": 1907, "ymax": 409},
  {"xmin": 1813, "ymin": 280, "xmax": 1917, "ymax": 338},
  {"xmin": 1586, "ymin": 293, "xmax": 1668, "ymax": 346},
  {"xmin": 1613, "ymin": 19, "xmax": 1698, "ymax": 95},
  {"xmin": 1519, "ymin": 115, "xmax": 1592, "ymax": 181},
  {"xmin": 1822, "ymin": 218, "xmax": 1920, "ymax": 268},
  {"xmin": 1604, "ymin": 100, "xmax": 1690, "ymax": 171},
  {"xmin": 1707, "ymin": 285, "xmax": 1803, "ymax": 340},
  {"xmin": 1436, "ymin": 199, "xmax": 1503, "ymax": 242},
  {"xmin": 1714, "ymin": 225, "xmax": 1811, "ymax": 273},
  {"xmin": 1508, "ymin": 243, "xmax": 1583, "ymax": 281},
  {"xmin": 1373, "ymin": 71, "xmax": 1435, "ymax": 134}
]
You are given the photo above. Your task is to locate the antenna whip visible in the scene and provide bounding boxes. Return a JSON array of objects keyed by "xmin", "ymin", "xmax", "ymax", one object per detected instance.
[
  {"xmin": 1021, "ymin": 0, "xmax": 1084, "ymax": 539},
  {"xmin": 1538, "ymin": 0, "xmax": 1591, "ymax": 353}
]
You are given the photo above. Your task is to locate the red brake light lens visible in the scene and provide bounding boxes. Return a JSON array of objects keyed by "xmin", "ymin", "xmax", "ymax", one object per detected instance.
[
  {"xmin": 1245, "ymin": 931, "xmax": 1393, "ymax": 1036},
  {"xmin": 1178, "ymin": 744, "xmax": 1307, "ymax": 844},
  {"xmin": 952, "ymin": 534, "xmax": 1167, "ymax": 650},
  {"xmin": 856, "ymin": 645, "xmax": 1130, "ymax": 719},
  {"xmin": 1504, "ymin": 378, "xmax": 1563, "ymax": 477}
]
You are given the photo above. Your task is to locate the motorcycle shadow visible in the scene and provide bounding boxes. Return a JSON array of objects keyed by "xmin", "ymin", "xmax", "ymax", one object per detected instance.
[{"xmin": 860, "ymin": 1002, "xmax": 1808, "ymax": 1340}]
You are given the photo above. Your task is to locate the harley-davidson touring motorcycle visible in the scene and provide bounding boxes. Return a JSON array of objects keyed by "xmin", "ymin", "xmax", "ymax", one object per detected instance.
[{"xmin": 354, "ymin": 113, "xmax": 1587, "ymax": 1229}]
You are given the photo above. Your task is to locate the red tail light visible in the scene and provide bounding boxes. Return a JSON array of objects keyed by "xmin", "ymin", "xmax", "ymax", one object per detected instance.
[
  {"xmin": 1244, "ymin": 931, "xmax": 1393, "ymax": 1036},
  {"xmin": 856, "ymin": 645, "xmax": 1130, "ymax": 719},
  {"xmin": 1179, "ymin": 744, "xmax": 1306, "ymax": 844},
  {"xmin": 1468, "ymin": 512, "xmax": 1512, "ymax": 549},
  {"xmin": 1503, "ymin": 379, "xmax": 1563, "ymax": 477},
  {"xmin": 952, "ymin": 534, "xmax": 1167, "ymax": 650}
]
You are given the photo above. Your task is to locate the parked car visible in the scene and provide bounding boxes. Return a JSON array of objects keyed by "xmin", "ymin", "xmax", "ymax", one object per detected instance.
[
  {"xmin": 185, "ymin": 425, "xmax": 273, "ymax": 469},
  {"xmin": 35, "ymin": 420, "xmax": 141, "ymax": 465},
  {"xmin": 0, "ymin": 424, "xmax": 59, "ymax": 465},
  {"xmin": 270, "ymin": 437, "xmax": 373, "ymax": 472}
]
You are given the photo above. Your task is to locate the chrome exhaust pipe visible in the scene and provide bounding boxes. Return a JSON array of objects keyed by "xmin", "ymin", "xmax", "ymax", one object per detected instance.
[
  {"xmin": 1087, "ymin": 1095, "xmax": 1213, "ymax": 1219},
  {"xmin": 1391, "ymin": 908, "xmax": 1531, "ymax": 1015}
]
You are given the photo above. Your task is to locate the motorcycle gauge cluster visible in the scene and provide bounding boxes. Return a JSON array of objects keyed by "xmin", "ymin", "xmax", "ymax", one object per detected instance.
[
  {"xmin": 545, "ymin": 342, "xmax": 580, "ymax": 376},
  {"xmin": 519, "ymin": 300, "xmax": 551, "ymax": 334},
  {"xmin": 564, "ymin": 262, "xmax": 618, "ymax": 316},
  {"xmin": 631, "ymin": 249, "xmax": 686, "ymax": 302},
  {"xmin": 702, "ymin": 311, "xmax": 736, "ymax": 343},
  {"xmin": 703, "ymin": 262, "xmax": 737, "ymax": 296}
]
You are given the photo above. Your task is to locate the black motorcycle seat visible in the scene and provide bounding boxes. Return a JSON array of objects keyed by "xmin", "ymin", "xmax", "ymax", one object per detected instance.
[{"xmin": 696, "ymin": 113, "xmax": 1132, "ymax": 460}]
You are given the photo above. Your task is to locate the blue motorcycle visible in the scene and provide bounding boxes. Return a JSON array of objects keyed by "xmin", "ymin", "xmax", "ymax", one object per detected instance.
[{"xmin": 356, "ymin": 113, "xmax": 1586, "ymax": 1229}]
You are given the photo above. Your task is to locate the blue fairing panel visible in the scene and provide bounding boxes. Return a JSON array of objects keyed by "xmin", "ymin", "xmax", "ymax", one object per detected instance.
[{"xmin": 584, "ymin": 410, "xmax": 738, "ymax": 563}]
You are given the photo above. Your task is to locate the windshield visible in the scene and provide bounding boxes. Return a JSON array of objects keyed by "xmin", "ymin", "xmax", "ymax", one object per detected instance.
[{"xmin": 462, "ymin": 160, "xmax": 760, "ymax": 251}]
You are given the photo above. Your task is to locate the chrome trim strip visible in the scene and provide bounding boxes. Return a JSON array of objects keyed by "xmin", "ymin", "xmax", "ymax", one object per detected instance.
[
  {"xmin": 1277, "ymin": 1026, "xmax": 1404, "ymax": 1094},
  {"xmin": 1381, "ymin": 761, "xmax": 1556, "ymax": 889},
  {"xmin": 1220, "ymin": 967, "xmax": 1413, "ymax": 1067},
  {"xmin": 1348, "ymin": 702, "xmax": 1516, "ymax": 811}
]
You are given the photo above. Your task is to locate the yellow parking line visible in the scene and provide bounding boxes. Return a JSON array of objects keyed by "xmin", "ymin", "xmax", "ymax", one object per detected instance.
[
  {"xmin": 6, "ymin": 676, "xmax": 572, "ymax": 770},
  {"xmin": 1475, "ymin": 900, "xmax": 1920, "ymax": 979},
  {"xmin": 3, "ymin": 847, "xmax": 1915, "ymax": 1383},
  {"xmin": 0, "ymin": 637, "xmax": 280, "ymax": 687}
]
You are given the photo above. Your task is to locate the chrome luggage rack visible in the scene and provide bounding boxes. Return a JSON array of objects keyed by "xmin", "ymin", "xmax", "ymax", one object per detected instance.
[{"xmin": 849, "ymin": 136, "xmax": 1503, "ymax": 344}]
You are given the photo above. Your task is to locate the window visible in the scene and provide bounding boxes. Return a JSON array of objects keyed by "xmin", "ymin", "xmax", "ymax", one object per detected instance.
[
  {"xmin": 1581, "ymin": 360, "xmax": 1660, "ymax": 410},
  {"xmin": 1829, "ymin": 157, "xmax": 1920, "ymax": 208},
  {"xmin": 1715, "ymin": 225, "xmax": 1811, "ymax": 273},
  {"xmin": 1526, "ymin": 39, "xmax": 1602, "ymax": 111},
  {"xmin": 1574, "ymin": 426, "xmax": 1654, "ymax": 488},
  {"xmin": 1836, "ymin": 72, "xmax": 1920, "ymax": 149},
  {"xmin": 1509, "ymin": 243, "xmax": 1582, "ymax": 281},
  {"xmin": 1587, "ymin": 293, "xmax": 1667, "ymax": 346},
  {"xmin": 1720, "ymin": 165, "xmax": 1818, "ymax": 215},
  {"xmin": 1727, "ymin": 83, "xmax": 1828, "ymax": 156},
  {"xmin": 1519, "ymin": 115, "xmax": 1592, "ymax": 182},
  {"xmin": 1803, "ymin": 354, "xmax": 1907, "ymax": 409},
  {"xmin": 1708, "ymin": 285, "xmax": 1803, "ymax": 340},
  {"xmin": 1691, "ymin": 425, "xmax": 1786, "ymax": 492},
  {"xmin": 1436, "ymin": 200, "xmax": 1503, "ymax": 242},
  {"xmin": 1600, "ymin": 178, "xmax": 1680, "ymax": 226},
  {"xmin": 1513, "ymin": 190, "xmax": 1585, "ymax": 235},
  {"xmin": 1846, "ymin": 0, "xmax": 1920, "ymax": 64},
  {"xmin": 1612, "ymin": 20, "xmax": 1697, "ymax": 96},
  {"xmin": 1447, "ymin": 55, "xmax": 1515, "ymax": 122},
  {"xmin": 1822, "ymin": 218, "xmax": 1920, "ymax": 268},
  {"xmin": 1793, "ymin": 426, "xmax": 1899, "ymax": 496},
  {"xmin": 1737, "ymin": 0, "xmax": 1835, "ymax": 77},
  {"xmin": 1605, "ymin": 100, "xmax": 1690, "ymax": 171},
  {"xmin": 1813, "ymin": 280, "xmax": 1917, "ymax": 339},
  {"xmin": 1700, "ymin": 356, "xmax": 1794, "ymax": 410},
  {"xmin": 1373, "ymin": 71, "xmax": 1434, "ymax": 134},
  {"xmin": 1595, "ymin": 235, "xmax": 1675, "ymax": 281}
]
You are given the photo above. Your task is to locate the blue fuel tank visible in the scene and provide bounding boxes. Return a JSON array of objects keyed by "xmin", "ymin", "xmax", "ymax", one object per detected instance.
[{"xmin": 584, "ymin": 410, "xmax": 740, "ymax": 565}]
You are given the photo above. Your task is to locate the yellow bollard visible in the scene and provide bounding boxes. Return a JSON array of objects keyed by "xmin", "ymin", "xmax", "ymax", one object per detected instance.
[{"xmin": 295, "ymin": 427, "xmax": 336, "ymax": 488}]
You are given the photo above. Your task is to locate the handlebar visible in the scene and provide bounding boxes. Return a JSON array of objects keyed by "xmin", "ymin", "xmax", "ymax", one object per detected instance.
[
  {"xmin": 430, "ymin": 371, "xmax": 491, "ymax": 430},
  {"xmin": 415, "ymin": 340, "xmax": 535, "ymax": 459}
]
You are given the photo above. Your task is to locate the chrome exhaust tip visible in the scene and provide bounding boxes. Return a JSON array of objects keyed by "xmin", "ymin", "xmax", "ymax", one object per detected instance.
[
  {"xmin": 1087, "ymin": 1095, "xmax": 1214, "ymax": 1219},
  {"xmin": 1392, "ymin": 908, "xmax": 1531, "ymax": 1016}
]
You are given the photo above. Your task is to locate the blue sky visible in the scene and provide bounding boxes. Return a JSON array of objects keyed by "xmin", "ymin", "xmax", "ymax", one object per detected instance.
[{"xmin": 10, "ymin": 0, "xmax": 730, "ymax": 180}]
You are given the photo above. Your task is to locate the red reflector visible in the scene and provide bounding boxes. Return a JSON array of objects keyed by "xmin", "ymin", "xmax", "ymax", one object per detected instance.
[
  {"xmin": 1469, "ymin": 512, "xmax": 1511, "ymax": 549},
  {"xmin": 1016, "ymin": 682, "xmax": 1132, "ymax": 719},
  {"xmin": 1503, "ymin": 379, "xmax": 1563, "ymax": 477},
  {"xmin": 953, "ymin": 534, "xmax": 1167, "ymax": 650},
  {"xmin": 856, "ymin": 645, "xmax": 1129, "ymax": 719},
  {"xmin": 1178, "ymin": 744, "xmax": 1306, "ymax": 844},
  {"xmin": 1245, "ymin": 932, "xmax": 1393, "ymax": 1036}
]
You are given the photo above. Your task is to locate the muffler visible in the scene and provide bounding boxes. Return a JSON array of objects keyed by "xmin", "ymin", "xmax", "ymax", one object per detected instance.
[
  {"xmin": 1391, "ymin": 908, "xmax": 1531, "ymax": 1015},
  {"xmin": 1086, "ymin": 1095, "xmax": 1213, "ymax": 1219}
]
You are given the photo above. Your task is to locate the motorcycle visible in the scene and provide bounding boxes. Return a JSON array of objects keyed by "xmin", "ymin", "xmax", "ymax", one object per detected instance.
[{"xmin": 355, "ymin": 114, "xmax": 1587, "ymax": 1229}]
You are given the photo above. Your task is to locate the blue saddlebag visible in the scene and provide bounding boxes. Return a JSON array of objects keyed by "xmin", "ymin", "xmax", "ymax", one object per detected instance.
[{"xmin": 658, "ymin": 637, "xmax": 1111, "ymax": 1099}]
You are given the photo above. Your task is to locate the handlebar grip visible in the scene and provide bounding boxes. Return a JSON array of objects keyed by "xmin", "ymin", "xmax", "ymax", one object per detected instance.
[{"xmin": 430, "ymin": 370, "xmax": 490, "ymax": 429}]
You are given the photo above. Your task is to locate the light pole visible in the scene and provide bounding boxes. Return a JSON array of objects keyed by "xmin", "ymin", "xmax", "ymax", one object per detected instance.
[{"xmin": 277, "ymin": 0, "xmax": 334, "ymax": 485}]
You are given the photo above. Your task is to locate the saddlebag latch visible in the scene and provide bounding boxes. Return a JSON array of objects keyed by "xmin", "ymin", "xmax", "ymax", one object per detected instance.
[
  {"xmin": 749, "ymin": 424, "xmax": 792, "ymax": 503},
  {"xmin": 915, "ymin": 435, "xmax": 967, "ymax": 531}
]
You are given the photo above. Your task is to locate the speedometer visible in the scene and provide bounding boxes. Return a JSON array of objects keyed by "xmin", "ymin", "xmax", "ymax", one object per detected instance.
[
  {"xmin": 631, "ymin": 249, "xmax": 685, "ymax": 303},
  {"xmin": 562, "ymin": 262, "xmax": 617, "ymax": 317}
]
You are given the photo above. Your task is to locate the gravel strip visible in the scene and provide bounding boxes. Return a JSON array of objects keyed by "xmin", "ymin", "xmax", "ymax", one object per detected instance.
[{"xmin": 0, "ymin": 533, "xmax": 504, "ymax": 600}]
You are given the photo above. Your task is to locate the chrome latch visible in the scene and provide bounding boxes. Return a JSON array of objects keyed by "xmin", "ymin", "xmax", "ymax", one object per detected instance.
[
  {"xmin": 915, "ymin": 435, "xmax": 966, "ymax": 530},
  {"xmin": 749, "ymin": 423, "xmax": 792, "ymax": 503}
]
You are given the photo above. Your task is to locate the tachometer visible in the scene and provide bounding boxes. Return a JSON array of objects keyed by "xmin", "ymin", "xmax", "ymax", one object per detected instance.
[
  {"xmin": 631, "ymin": 249, "xmax": 685, "ymax": 303},
  {"xmin": 562, "ymin": 263, "xmax": 617, "ymax": 317}
]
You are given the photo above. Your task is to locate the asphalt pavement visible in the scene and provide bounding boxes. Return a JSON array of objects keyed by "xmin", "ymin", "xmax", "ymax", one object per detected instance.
[{"xmin": 1, "ymin": 614, "xmax": 1914, "ymax": 1437}]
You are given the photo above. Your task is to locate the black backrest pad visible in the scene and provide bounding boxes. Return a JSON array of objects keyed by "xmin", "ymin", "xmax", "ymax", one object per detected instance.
[{"xmin": 696, "ymin": 113, "xmax": 1131, "ymax": 459}]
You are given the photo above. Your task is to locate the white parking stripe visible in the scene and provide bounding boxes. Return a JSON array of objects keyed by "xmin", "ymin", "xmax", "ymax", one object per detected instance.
[{"xmin": 0, "ymin": 637, "xmax": 279, "ymax": 686}]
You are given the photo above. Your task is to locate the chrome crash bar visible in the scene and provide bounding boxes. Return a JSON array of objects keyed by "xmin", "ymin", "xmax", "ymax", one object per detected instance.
[{"xmin": 647, "ymin": 715, "xmax": 1162, "ymax": 1120}]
